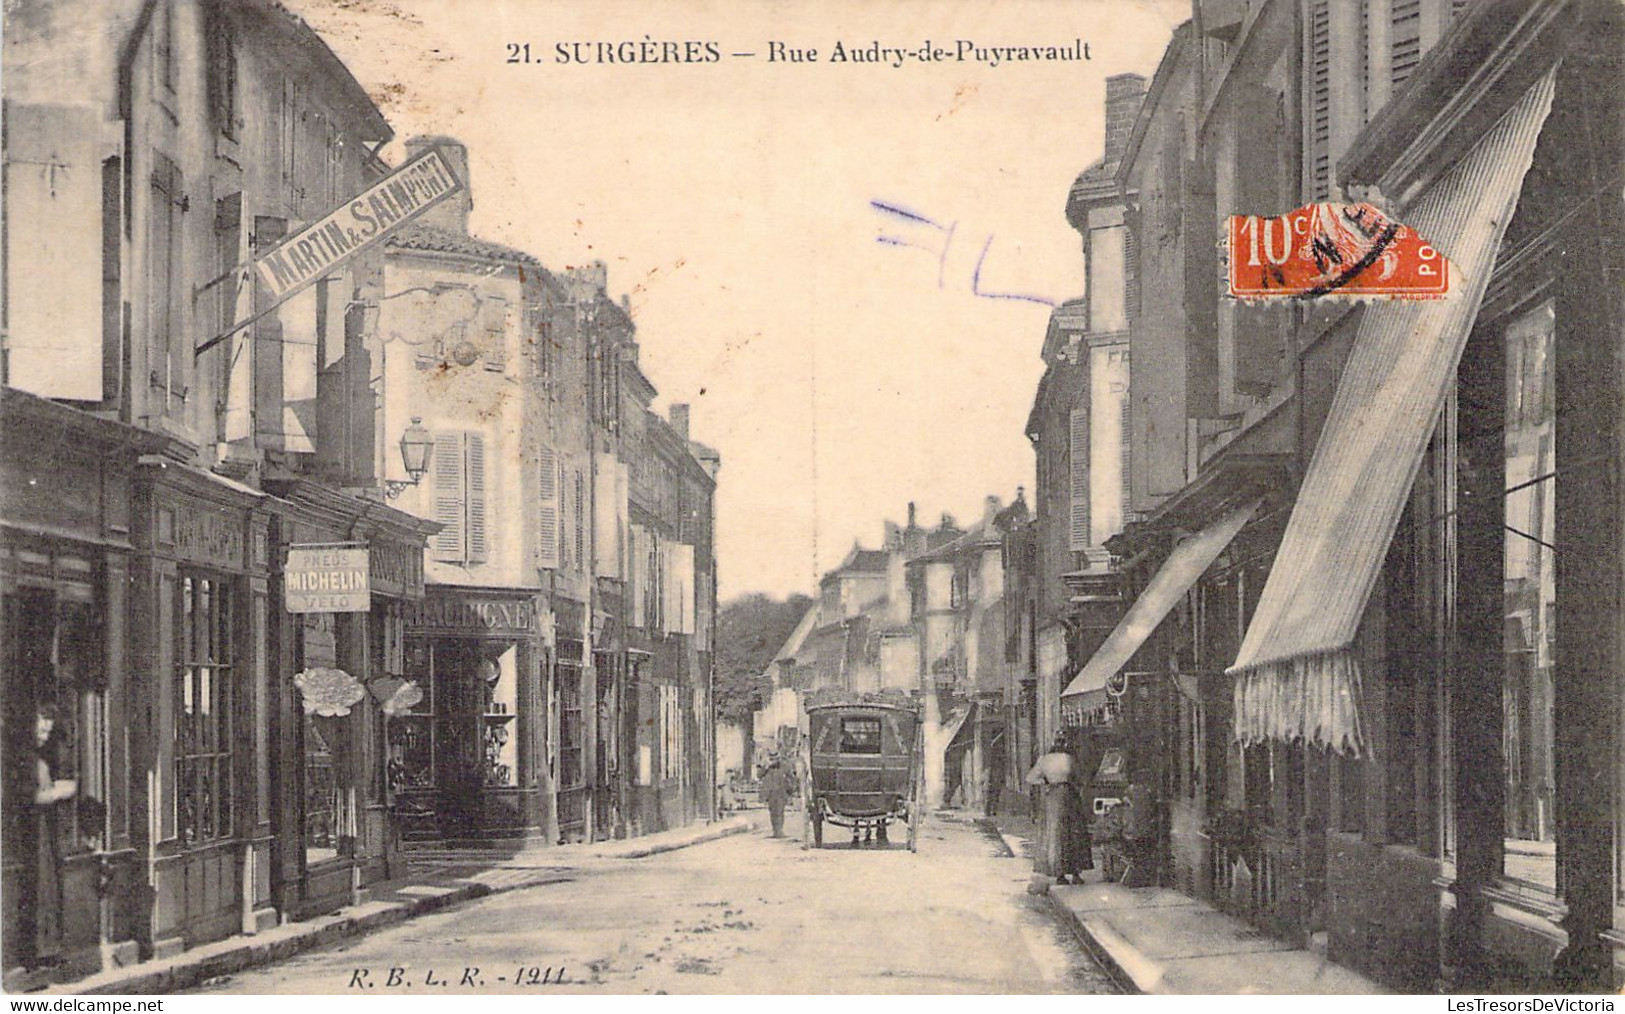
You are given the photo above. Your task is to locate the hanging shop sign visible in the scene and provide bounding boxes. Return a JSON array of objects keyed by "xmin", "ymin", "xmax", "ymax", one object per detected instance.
[
  {"xmin": 286, "ymin": 544, "xmax": 370, "ymax": 613},
  {"xmin": 194, "ymin": 146, "xmax": 464, "ymax": 356},
  {"xmin": 293, "ymin": 667, "xmax": 366, "ymax": 717}
]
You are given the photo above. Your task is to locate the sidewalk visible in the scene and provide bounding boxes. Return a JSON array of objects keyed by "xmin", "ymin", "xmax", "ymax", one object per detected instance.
[
  {"xmin": 989, "ymin": 815, "xmax": 1384, "ymax": 994},
  {"xmin": 64, "ymin": 815, "xmax": 754, "ymax": 996}
]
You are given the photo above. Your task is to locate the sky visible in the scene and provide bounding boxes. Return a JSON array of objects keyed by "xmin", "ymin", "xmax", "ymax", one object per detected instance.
[{"xmin": 287, "ymin": 0, "xmax": 1185, "ymax": 602}]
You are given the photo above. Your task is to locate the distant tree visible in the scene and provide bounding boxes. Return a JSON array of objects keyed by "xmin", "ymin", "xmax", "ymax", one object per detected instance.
[{"xmin": 714, "ymin": 592, "xmax": 814, "ymax": 724}]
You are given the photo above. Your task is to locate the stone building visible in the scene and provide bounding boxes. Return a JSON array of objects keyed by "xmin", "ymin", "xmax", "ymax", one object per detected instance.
[{"xmin": 1047, "ymin": 0, "xmax": 1625, "ymax": 992}]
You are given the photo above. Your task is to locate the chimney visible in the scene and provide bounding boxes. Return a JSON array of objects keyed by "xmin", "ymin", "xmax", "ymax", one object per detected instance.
[
  {"xmin": 883, "ymin": 520, "xmax": 901, "ymax": 549},
  {"xmin": 903, "ymin": 502, "xmax": 927, "ymax": 557},
  {"xmin": 1104, "ymin": 74, "xmax": 1147, "ymax": 165},
  {"xmin": 405, "ymin": 135, "xmax": 472, "ymax": 234},
  {"xmin": 564, "ymin": 261, "xmax": 609, "ymax": 302},
  {"xmin": 984, "ymin": 494, "xmax": 1002, "ymax": 525},
  {"xmin": 669, "ymin": 403, "xmax": 690, "ymax": 440}
]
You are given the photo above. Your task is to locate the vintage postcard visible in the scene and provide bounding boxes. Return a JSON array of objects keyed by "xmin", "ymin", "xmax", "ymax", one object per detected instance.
[{"xmin": 2, "ymin": 0, "xmax": 1621, "ymax": 999}]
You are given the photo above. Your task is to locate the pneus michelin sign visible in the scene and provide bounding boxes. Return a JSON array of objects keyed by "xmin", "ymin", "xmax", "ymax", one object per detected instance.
[{"xmin": 256, "ymin": 144, "xmax": 463, "ymax": 303}]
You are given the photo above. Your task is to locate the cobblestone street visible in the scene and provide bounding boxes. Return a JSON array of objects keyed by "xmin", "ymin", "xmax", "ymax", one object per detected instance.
[{"xmin": 192, "ymin": 814, "xmax": 1117, "ymax": 995}]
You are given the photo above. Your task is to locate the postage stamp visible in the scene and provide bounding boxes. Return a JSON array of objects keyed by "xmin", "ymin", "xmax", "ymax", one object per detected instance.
[{"xmin": 1226, "ymin": 202, "xmax": 1450, "ymax": 300}]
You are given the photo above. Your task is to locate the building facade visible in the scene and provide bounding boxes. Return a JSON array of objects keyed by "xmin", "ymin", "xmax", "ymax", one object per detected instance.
[
  {"xmin": 1040, "ymin": 0, "xmax": 1624, "ymax": 993},
  {"xmin": 2, "ymin": 0, "xmax": 440, "ymax": 986},
  {"xmin": 3, "ymin": 0, "xmax": 720, "ymax": 989}
]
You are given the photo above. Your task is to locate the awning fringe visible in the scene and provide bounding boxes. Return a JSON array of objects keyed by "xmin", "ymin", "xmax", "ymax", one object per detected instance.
[{"xmin": 1232, "ymin": 649, "xmax": 1367, "ymax": 757}]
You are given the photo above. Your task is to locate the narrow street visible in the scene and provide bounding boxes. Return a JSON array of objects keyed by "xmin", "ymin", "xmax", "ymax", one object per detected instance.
[{"xmin": 190, "ymin": 814, "xmax": 1117, "ymax": 995}]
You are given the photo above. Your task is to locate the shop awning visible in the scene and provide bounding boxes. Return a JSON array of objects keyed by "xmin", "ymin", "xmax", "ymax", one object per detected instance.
[
  {"xmin": 1061, "ymin": 498, "xmax": 1261, "ymax": 701},
  {"xmin": 1229, "ymin": 71, "xmax": 1557, "ymax": 757}
]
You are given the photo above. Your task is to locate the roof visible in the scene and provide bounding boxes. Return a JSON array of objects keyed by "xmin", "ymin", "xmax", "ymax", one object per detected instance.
[
  {"xmin": 240, "ymin": 0, "xmax": 392, "ymax": 144},
  {"xmin": 911, "ymin": 513, "xmax": 1002, "ymax": 564},
  {"xmin": 1116, "ymin": 22, "xmax": 1194, "ymax": 189},
  {"xmin": 386, "ymin": 222, "xmax": 545, "ymax": 269}
]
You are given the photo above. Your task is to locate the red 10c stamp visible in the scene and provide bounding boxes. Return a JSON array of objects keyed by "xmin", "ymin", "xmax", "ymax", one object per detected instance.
[{"xmin": 1226, "ymin": 202, "xmax": 1449, "ymax": 300}]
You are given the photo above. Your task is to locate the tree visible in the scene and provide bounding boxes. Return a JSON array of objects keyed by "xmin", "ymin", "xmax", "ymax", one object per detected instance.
[{"xmin": 714, "ymin": 592, "xmax": 814, "ymax": 723}]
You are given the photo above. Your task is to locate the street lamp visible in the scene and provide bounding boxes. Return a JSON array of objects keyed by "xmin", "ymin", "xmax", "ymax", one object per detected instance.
[{"xmin": 384, "ymin": 417, "xmax": 434, "ymax": 498}]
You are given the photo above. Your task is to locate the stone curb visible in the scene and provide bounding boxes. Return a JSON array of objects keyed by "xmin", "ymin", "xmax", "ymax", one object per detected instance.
[
  {"xmin": 1046, "ymin": 892, "xmax": 1166, "ymax": 995},
  {"xmin": 591, "ymin": 815, "xmax": 754, "ymax": 859},
  {"xmin": 73, "ymin": 817, "xmax": 755, "ymax": 996}
]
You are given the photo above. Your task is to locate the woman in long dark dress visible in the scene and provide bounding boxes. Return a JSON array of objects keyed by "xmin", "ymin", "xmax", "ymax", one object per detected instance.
[{"xmin": 1026, "ymin": 734, "xmax": 1092, "ymax": 882}]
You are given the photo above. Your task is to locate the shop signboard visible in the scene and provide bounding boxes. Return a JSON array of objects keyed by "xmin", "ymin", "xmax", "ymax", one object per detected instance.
[{"xmin": 286, "ymin": 544, "xmax": 370, "ymax": 613}]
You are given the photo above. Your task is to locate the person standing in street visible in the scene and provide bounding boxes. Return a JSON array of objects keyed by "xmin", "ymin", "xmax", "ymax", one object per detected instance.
[
  {"xmin": 760, "ymin": 760, "xmax": 789, "ymax": 838},
  {"xmin": 1025, "ymin": 734, "xmax": 1091, "ymax": 883}
]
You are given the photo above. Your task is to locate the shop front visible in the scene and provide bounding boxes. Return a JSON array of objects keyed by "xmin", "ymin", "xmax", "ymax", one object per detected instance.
[
  {"xmin": 266, "ymin": 482, "xmax": 435, "ymax": 919},
  {"xmin": 130, "ymin": 454, "xmax": 275, "ymax": 959},
  {"xmin": 396, "ymin": 586, "xmax": 547, "ymax": 843},
  {"xmin": 0, "ymin": 392, "xmax": 163, "ymax": 988}
]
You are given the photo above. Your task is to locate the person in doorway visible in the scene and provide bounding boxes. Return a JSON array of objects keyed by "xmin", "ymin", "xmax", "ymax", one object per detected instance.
[
  {"xmin": 32, "ymin": 703, "xmax": 76, "ymax": 963},
  {"xmin": 759, "ymin": 759, "xmax": 789, "ymax": 838},
  {"xmin": 1025, "ymin": 734, "xmax": 1091, "ymax": 883}
]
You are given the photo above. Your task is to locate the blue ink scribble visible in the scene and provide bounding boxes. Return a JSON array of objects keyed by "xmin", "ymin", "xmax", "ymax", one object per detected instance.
[
  {"xmin": 972, "ymin": 235, "xmax": 1057, "ymax": 307},
  {"xmin": 871, "ymin": 198, "xmax": 1055, "ymax": 306}
]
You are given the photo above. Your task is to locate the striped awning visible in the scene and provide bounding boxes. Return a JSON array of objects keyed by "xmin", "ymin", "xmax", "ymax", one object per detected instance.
[
  {"xmin": 1062, "ymin": 499, "xmax": 1261, "ymax": 702},
  {"xmin": 1229, "ymin": 70, "xmax": 1557, "ymax": 756}
]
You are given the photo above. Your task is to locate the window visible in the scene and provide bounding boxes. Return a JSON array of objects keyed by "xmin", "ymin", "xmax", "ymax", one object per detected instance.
[
  {"xmin": 481, "ymin": 646, "xmax": 518, "ymax": 787},
  {"xmin": 175, "ymin": 574, "xmax": 234, "ymax": 843},
  {"xmin": 297, "ymin": 613, "xmax": 343, "ymax": 863},
  {"xmin": 840, "ymin": 717, "xmax": 882, "ymax": 755},
  {"xmin": 430, "ymin": 431, "xmax": 489, "ymax": 565},
  {"xmin": 558, "ymin": 663, "xmax": 584, "ymax": 790},
  {"xmin": 153, "ymin": 0, "xmax": 175, "ymax": 93},
  {"xmin": 387, "ymin": 639, "xmax": 435, "ymax": 793},
  {"xmin": 1501, "ymin": 299, "xmax": 1557, "ymax": 892},
  {"xmin": 205, "ymin": 5, "xmax": 238, "ymax": 139}
]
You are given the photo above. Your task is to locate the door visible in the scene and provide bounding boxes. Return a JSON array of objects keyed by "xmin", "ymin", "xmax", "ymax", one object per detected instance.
[{"xmin": 432, "ymin": 640, "xmax": 480, "ymax": 836}]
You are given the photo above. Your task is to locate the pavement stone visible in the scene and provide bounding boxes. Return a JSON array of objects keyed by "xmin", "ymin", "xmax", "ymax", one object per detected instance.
[
  {"xmin": 1046, "ymin": 882, "xmax": 1384, "ymax": 994},
  {"xmin": 983, "ymin": 814, "xmax": 1385, "ymax": 994}
]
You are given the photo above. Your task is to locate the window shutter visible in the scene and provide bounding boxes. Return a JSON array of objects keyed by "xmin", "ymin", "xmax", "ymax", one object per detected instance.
[
  {"xmin": 1124, "ymin": 222, "xmax": 1140, "ymax": 327},
  {"xmin": 431, "ymin": 433, "xmax": 465, "ymax": 561},
  {"xmin": 465, "ymin": 432, "xmax": 488, "ymax": 564},
  {"xmin": 537, "ymin": 445, "xmax": 560, "ymax": 570},
  {"xmin": 1390, "ymin": 0, "xmax": 1423, "ymax": 88},
  {"xmin": 1307, "ymin": 0, "xmax": 1333, "ymax": 200},
  {"xmin": 573, "ymin": 470, "xmax": 586, "ymax": 568},
  {"xmin": 1120, "ymin": 382, "xmax": 1135, "ymax": 518},
  {"xmin": 4, "ymin": 105, "xmax": 108, "ymax": 401},
  {"xmin": 1068, "ymin": 408, "xmax": 1090, "ymax": 551}
]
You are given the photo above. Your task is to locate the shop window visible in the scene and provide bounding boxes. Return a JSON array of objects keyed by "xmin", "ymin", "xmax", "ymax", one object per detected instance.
[
  {"xmin": 175, "ymin": 574, "xmax": 234, "ymax": 843},
  {"xmin": 297, "ymin": 614, "xmax": 349, "ymax": 864},
  {"xmin": 557, "ymin": 662, "xmax": 584, "ymax": 790},
  {"xmin": 387, "ymin": 639, "xmax": 435, "ymax": 793},
  {"xmin": 1501, "ymin": 299, "xmax": 1557, "ymax": 893},
  {"xmin": 480, "ymin": 646, "xmax": 518, "ymax": 787}
]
